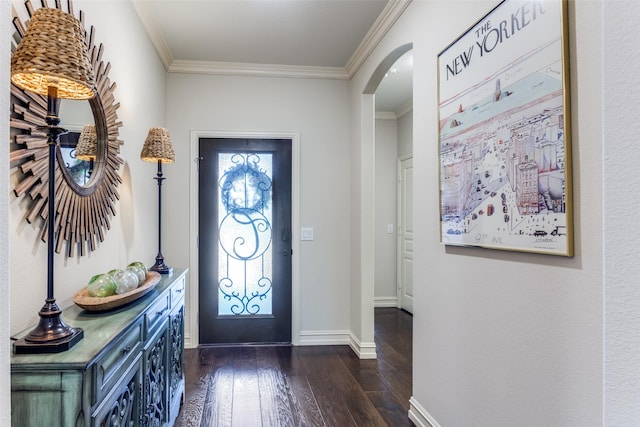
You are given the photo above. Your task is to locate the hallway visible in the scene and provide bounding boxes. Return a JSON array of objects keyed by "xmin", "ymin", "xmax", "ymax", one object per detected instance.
[{"xmin": 176, "ymin": 307, "xmax": 413, "ymax": 426}]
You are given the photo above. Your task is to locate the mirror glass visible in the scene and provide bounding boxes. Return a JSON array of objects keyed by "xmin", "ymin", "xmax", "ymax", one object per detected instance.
[{"xmin": 58, "ymin": 99, "xmax": 103, "ymax": 188}]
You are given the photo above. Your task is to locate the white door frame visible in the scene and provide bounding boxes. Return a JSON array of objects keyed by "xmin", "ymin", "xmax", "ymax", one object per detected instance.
[
  {"xmin": 187, "ymin": 130, "xmax": 301, "ymax": 349},
  {"xmin": 396, "ymin": 155, "xmax": 413, "ymax": 312}
]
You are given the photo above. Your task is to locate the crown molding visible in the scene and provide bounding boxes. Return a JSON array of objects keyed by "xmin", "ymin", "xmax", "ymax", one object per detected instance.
[
  {"xmin": 396, "ymin": 99, "xmax": 413, "ymax": 118},
  {"xmin": 131, "ymin": 0, "xmax": 174, "ymax": 70},
  {"xmin": 133, "ymin": 0, "xmax": 412, "ymax": 79},
  {"xmin": 376, "ymin": 111, "xmax": 398, "ymax": 120},
  {"xmin": 168, "ymin": 60, "xmax": 350, "ymax": 80},
  {"xmin": 375, "ymin": 99, "xmax": 412, "ymax": 120},
  {"xmin": 345, "ymin": 0, "xmax": 413, "ymax": 78}
]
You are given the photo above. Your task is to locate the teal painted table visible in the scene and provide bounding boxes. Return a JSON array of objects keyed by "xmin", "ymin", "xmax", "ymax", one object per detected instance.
[{"xmin": 10, "ymin": 268, "xmax": 188, "ymax": 427}]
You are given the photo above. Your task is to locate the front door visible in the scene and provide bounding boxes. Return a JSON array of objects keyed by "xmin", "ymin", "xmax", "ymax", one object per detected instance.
[{"xmin": 198, "ymin": 138, "xmax": 292, "ymax": 344}]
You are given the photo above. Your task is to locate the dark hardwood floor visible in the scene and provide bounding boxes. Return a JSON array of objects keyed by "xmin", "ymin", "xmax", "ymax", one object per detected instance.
[{"xmin": 175, "ymin": 307, "xmax": 413, "ymax": 426}]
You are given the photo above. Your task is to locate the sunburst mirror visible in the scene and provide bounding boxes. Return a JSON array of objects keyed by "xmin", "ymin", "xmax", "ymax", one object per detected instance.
[{"xmin": 10, "ymin": 0, "xmax": 123, "ymax": 257}]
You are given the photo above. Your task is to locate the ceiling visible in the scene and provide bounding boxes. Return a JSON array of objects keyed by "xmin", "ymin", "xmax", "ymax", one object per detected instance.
[{"xmin": 131, "ymin": 0, "xmax": 413, "ymax": 115}]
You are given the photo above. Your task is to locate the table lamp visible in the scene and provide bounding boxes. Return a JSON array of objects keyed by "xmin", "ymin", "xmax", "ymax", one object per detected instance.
[
  {"xmin": 75, "ymin": 124, "xmax": 97, "ymax": 180},
  {"xmin": 140, "ymin": 127, "xmax": 175, "ymax": 274},
  {"xmin": 11, "ymin": 7, "xmax": 95, "ymax": 353},
  {"xmin": 75, "ymin": 124, "xmax": 97, "ymax": 161}
]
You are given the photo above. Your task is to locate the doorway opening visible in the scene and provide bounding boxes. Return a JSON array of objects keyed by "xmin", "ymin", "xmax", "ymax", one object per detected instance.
[
  {"xmin": 372, "ymin": 47, "xmax": 414, "ymax": 314},
  {"xmin": 362, "ymin": 42, "xmax": 413, "ymax": 358}
]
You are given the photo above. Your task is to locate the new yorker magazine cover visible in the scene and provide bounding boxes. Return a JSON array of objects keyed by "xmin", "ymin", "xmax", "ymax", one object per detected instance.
[{"xmin": 438, "ymin": 0, "xmax": 573, "ymax": 256}]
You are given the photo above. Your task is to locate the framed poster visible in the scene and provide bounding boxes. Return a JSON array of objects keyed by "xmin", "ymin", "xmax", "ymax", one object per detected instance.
[{"xmin": 437, "ymin": 0, "xmax": 573, "ymax": 256}]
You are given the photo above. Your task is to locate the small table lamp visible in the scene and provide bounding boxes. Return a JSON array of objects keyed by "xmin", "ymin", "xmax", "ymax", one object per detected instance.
[
  {"xmin": 75, "ymin": 124, "xmax": 97, "ymax": 161},
  {"xmin": 11, "ymin": 7, "xmax": 95, "ymax": 353},
  {"xmin": 140, "ymin": 127, "xmax": 175, "ymax": 274},
  {"xmin": 76, "ymin": 124, "xmax": 97, "ymax": 179}
]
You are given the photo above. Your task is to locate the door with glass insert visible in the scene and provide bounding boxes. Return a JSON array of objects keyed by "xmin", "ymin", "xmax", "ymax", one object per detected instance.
[{"xmin": 198, "ymin": 138, "xmax": 292, "ymax": 344}]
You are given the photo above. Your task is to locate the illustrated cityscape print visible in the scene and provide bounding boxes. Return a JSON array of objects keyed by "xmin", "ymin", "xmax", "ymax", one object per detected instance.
[{"xmin": 438, "ymin": 0, "xmax": 572, "ymax": 255}]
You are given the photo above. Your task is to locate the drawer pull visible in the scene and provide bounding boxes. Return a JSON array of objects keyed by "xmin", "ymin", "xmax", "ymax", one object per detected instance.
[
  {"xmin": 174, "ymin": 288, "xmax": 184, "ymax": 294},
  {"xmin": 156, "ymin": 308, "xmax": 167, "ymax": 317},
  {"xmin": 122, "ymin": 346, "xmax": 131, "ymax": 354}
]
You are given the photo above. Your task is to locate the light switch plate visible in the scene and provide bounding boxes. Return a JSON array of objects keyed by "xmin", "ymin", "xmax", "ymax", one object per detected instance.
[{"xmin": 301, "ymin": 227, "xmax": 314, "ymax": 241}]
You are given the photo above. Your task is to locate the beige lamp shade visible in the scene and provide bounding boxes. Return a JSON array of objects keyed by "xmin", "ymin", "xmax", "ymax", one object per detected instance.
[
  {"xmin": 75, "ymin": 125, "xmax": 97, "ymax": 160},
  {"xmin": 11, "ymin": 7, "xmax": 95, "ymax": 100},
  {"xmin": 140, "ymin": 127, "xmax": 175, "ymax": 163}
]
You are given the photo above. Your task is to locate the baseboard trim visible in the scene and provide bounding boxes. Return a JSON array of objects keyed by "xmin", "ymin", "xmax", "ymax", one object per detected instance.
[
  {"xmin": 188, "ymin": 329, "xmax": 378, "ymax": 360},
  {"xmin": 374, "ymin": 296, "xmax": 398, "ymax": 307},
  {"xmin": 297, "ymin": 330, "xmax": 377, "ymax": 359},
  {"xmin": 349, "ymin": 332, "xmax": 377, "ymax": 359},
  {"xmin": 408, "ymin": 397, "xmax": 441, "ymax": 427},
  {"xmin": 184, "ymin": 331, "xmax": 350, "ymax": 350},
  {"xmin": 184, "ymin": 333, "xmax": 196, "ymax": 349},
  {"xmin": 298, "ymin": 330, "xmax": 351, "ymax": 346}
]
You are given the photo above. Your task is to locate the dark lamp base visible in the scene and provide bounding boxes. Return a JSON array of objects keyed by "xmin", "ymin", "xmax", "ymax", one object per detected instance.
[
  {"xmin": 149, "ymin": 254, "xmax": 172, "ymax": 275},
  {"xmin": 14, "ymin": 328, "xmax": 84, "ymax": 354},
  {"xmin": 13, "ymin": 298, "xmax": 84, "ymax": 354},
  {"xmin": 149, "ymin": 262, "xmax": 173, "ymax": 275}
]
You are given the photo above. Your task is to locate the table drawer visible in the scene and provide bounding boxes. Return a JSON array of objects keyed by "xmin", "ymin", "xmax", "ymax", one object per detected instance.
[
  {"xmin": 170, "ymin": 275, "xmax": 185, "ymax": 307},
  {"xmin": 145, "ymin": 292, "xmax": 170, "ymax": 336},
  {"xmin": 93, "ymin": 319, "xmax": 143, "ymax": 406}
]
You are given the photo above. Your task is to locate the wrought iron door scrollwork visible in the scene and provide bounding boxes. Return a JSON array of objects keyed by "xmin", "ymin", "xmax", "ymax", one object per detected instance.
[{"xmin": 218, "ymin": 153, "xmax": 274, "ymax": 315}]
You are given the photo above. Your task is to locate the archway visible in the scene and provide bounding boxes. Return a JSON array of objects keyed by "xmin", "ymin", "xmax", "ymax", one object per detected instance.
[
  {"xmin": 360, "ymin": 43, "xmax": 413, "ymax": 358},
  {"xmin": 363, "ymin": 44, "xmax": 413, "ymax": 95}
]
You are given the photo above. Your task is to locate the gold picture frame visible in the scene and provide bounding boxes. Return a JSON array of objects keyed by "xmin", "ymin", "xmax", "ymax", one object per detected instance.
[{"xmin": 437, "ymin": 0, "xmax": 573, "ymax": 256}]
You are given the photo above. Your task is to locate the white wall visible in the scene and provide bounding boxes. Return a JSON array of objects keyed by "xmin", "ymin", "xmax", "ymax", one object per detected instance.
[
  {"xmin": 8, "ymin": 0, "xmax": 167, "ymax": 334},
  {"xmin": 1, "ymin": 0, "xmax": 11, "ymax": 423},
  {"xmin": 351, "ymin": 0, "xmax": 604, "ymax": 424},
  {"xmin": 165, "ymin": 73, "xmax": 353, "ymax": 345},
  {"xmin": 603, "ymin": 1, "xmax": 640, "ymax": 425},
  {"xmin": 374, "ymin": 118, "xmax": 398, "ymax": 304},
  {"xmin": 397, "ymin": 109, "xmax": 413, "ymax": 159}
]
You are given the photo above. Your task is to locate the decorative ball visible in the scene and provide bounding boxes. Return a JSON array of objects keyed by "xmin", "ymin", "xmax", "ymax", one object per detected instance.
[
  {"xmin": 114, "ymin": 269, "xmax": 139, "ymax": 294},
  {"xmin": 107, "ymin": 268, "xmax": 123, "ymax": 278},
  {"xmin": 87, "ymin": 274, "xmax": 117, "ymax": 298},
  {"xmin": 126, "ymin": 265, "xmax": 146, "ymax": 285},
  {"xmin": 127, "ymin": 261, "xmax": 147, "ymax": 276}
]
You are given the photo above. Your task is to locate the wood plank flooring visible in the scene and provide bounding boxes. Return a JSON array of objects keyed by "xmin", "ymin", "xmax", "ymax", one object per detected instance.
[{"xmin": 175, "ymin": 307, "xmax": 413, "ymax": 427}]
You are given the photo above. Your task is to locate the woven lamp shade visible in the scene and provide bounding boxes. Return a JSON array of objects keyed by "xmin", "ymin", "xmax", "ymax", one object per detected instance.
[
  {"xmin": 11, "ymin": 7, "xmax": 95, "ymax": 100},
  {"xmin": 75, "ymin": 125, "xmax": 97, "ymax": 160},
  {"xmin": 140, "ymin": 128, "xmax": 175, "ymax": 163}
]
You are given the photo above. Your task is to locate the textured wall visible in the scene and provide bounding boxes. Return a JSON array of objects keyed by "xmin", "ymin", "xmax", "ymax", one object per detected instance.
[{"xmin": 603, "ymin": 1, "xmax": 640, "ymax": 424}]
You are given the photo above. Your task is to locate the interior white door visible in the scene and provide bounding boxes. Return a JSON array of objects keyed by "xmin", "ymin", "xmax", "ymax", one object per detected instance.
[{"xmin": 398, "ymin": 156, "xmax": 414, "ymax": 313}]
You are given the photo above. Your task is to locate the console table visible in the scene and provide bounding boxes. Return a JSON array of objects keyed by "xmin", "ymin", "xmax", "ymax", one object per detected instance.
[{"xmin": 10, "ymin": 268, "xmax": 188, "ymax": 427}]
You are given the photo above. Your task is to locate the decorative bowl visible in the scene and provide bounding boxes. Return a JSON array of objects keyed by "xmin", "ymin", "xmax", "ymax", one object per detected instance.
[{"xmin": 73, "ymin": 271, "xmax": 161, "ymax": 312}]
